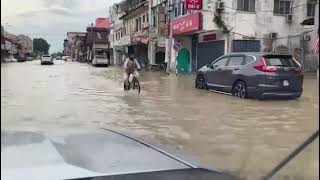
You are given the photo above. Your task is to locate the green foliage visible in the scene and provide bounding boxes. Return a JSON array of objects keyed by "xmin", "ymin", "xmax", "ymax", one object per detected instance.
[
  {"xmin": 33, "ymin": 38, "xmax": 50, "ymax": 55},
  {"xmin": 51, "ymin": 52, "xmax": 63, "ymax": 58}
]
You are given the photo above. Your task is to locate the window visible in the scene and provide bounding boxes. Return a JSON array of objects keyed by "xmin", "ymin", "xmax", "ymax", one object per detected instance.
[
  {"xmin": 146, "ymin": 13, "xmax": 149, "ymax": 23},
  {"xmin": 143, "ymin": 15, "xmax": 146, "ymax": 23},
  {"xmin": 123, "ymin": 27, "xmax": 126, "ymax": 36},
  {"xmin": 228, "ymin": 56, "xmax": 244, "ymax": 66},
  {"xmin": 212, "ymin": 57, "xmax": 228, "ymax": 67},
  {"xmin": 307, "ymin": 1, "xmax": 316, "ymax": 17},
  {"xmin": 135, "ymin": 19, "xmax": 139, "ymax": 31},
  {"xmin": 264, "ymin": 56, "xmax": 300, "ymax": 67},
  {"xmin": 138, "ymin": 17, "xmax": 142, "ymax": 31},
  {"xmin": 153, "ymin": 15, "xmax": 157, "ymax": 28},
  {"xmin": 274, "ymin": 0, "xmax": 292, "ymax": 15},
  {"xmin": 165, "ymin": 14, "xmax": 168, "ymax": 24},
  {"xmin": 244, "ymin": 56, "xmax": 255, "ymax": 64},
  {"xmin": 175, "ymin": 0, "xmax": 186, "ymax": 17},
  {"xmin": 237, "ymin": 0, "xmax": 255, "ymax": 12}
]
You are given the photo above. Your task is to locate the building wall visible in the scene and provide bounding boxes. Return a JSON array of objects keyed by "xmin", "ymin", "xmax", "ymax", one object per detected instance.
[
  {"xmin": 111, "ymin": 0, "xmax": 318, "ymax": 71},
  {"xmin": 198, "ymin": 0, "xmax": 316, "ymax": 52}
]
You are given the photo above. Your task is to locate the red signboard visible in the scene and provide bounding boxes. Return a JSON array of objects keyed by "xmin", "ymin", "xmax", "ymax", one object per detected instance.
[
  {"xmin": 172, "ymin": 13, "xmax": 202, "ymax": 35},
  {"xmin": 95, "ymin": 18, "xmax": 111, "ymax": 28},
  {"xmin": 203, "ymin": 34, "xmax": 216, "ymax": 42},
  {"xmin": 185, "ymin": 0, "xmax": 202, "ymax": 10}
]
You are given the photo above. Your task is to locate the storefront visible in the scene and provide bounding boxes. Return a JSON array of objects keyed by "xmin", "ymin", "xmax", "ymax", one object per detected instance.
[
  {"xmin": 194, "ymin": 32, "xmax": 226, "ymax": 71},
  {"xmin": 130, "ymin": 36, "xmax": 149, "ymax": 67},
  {"xmin": 169, "ymin": 12, "xmax": 202, "ymax": 73}
]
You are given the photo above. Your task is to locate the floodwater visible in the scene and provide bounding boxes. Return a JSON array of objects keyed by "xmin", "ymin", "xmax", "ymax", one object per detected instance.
[{"xmin": 1, "ymin": 60, "xmax": 319, "ymax": 179}]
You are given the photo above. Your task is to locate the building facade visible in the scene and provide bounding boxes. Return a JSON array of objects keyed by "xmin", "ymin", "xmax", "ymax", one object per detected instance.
[
  {"xmin": 113, "ymin": 0, "xmax": 150, "ymax": 67},
  {"xmin": 17, "ymin": 34, "xmax": 33, "ymax": 59},
  {"xmin": 109, "ymin": 0, "xmax": 319, "ymax": 72},
  {"xmin": 110, "ymin": 3, "xmax": 126, "ymax": 65},
  {"xmin": 148, "ymin": 0, "xmax": 169, "ymax": 66},
  {"xmin": 164, "ymin": 0, "xmax": 319, "ymax": 73},
  {"xmin": 83, "ymin": 26, "xmax": 112, "ymax": 62}
]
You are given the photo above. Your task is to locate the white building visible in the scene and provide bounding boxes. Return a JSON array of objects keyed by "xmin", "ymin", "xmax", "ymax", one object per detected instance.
[
  {"xmin": 109, "ymin": 0, "xmax": 319, "ymax": 72},
  {"xmin": 110, "ymin": 0, "xmax": 150, "ymax": 67},
  {"xmin": 166, "ymin": 0, "xmax": 319, "ymax": 73},
  {"xmin": 110, "ymin": 2, "xmax": 126, "ymax": 65}
]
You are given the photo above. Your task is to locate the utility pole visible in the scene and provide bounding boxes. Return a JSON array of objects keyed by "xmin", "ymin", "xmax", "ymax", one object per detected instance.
[
  {"xmin": 166, "ymin": 0, "xmax": 176, "ymax": 74},
  {"xmin": 91, "ymin": 22, "xmax": 94, "ymax": 64}
]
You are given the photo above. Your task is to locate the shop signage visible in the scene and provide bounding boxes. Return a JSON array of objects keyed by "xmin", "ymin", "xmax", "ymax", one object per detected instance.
[
  {"xmin": 133, "ymin": 37, "xmax": 149, "ymax": 45},
  {"xmin": 203, "ymin": 34, "xmax": 216, "ymax": 42},
  {"xmin": 172, "ymin": 13, "xmax": 202, "ymax": 35},
  {"xmin": 185, "ymin": 0, "xmax": 202, "ymax": 10}
]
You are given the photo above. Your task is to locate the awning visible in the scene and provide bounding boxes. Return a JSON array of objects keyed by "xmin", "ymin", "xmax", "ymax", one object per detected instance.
[{"xmin": 301, "ymin": 17, "xmax": 314, "ymax": 25}]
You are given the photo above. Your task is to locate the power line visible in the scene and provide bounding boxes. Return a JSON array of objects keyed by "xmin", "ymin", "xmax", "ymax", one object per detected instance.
[
  {"xmin": 222, "ymin": 1, "xmax": 319, "ymax": 13},
  {"xmin": 230, "ymin": 29, "xmax": 315, "ymax": 40}
]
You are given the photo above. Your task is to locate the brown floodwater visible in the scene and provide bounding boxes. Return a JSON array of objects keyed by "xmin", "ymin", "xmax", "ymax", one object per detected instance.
[{"xmin": 1, "ymin": 60, "xmax": 319, "ymax": 179}]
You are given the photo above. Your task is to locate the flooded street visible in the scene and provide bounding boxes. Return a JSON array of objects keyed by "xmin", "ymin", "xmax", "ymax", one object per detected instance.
[{"xmin": 1, "ymin": 60, "xmax": 319, "ymax": 179}]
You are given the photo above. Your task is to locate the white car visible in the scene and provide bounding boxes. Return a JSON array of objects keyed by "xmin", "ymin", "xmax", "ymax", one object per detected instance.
[
  {"xmin": 41, "ymin": 55, "xmax": 53, "ymax": 65},
  {"xmin": 4, "ymin": 57, "xmax": 17, "ymax": 62},
  {"xmin": 62, "ymin": 56, "xmax": 69, "ymax": 61},
  {"xmin": 92, "ymin": 55, "xmax": 109, "ymax": 66}
]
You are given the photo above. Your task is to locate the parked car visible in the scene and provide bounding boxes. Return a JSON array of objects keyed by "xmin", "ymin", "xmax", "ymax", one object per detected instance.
[
  {"xmin": 26, "ymin": 57, "xmax": 33, "ymax": 61},
  {"xmin": 195, "ymin": 53, "xmax": 303, "ymax": 99},
  {"xmin": 4, "ymin": 57, "xmax": 17, "ymax": 62},
  {"xmin": 55, "ymin": 56, "xmax": 62, "ymax": 60},
  {"xmin": 17, "ymin": 56, "xmax": 26, "ymax": 62},
  {"xmin": 62, "ymin": 56, "xmax": 69, "ymax": 61},
  {"xmin": 92, "ymin": 55, "xmax": 109, "ymax": 67},
  {"xmin": 41, "ymin": 55, "xmax": 53, "ymax": 65}
]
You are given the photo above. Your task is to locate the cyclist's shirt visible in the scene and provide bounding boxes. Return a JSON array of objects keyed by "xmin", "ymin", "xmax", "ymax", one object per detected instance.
[{"xmin": 124, "ymin": 58, "xmax": 141, "ymax": 74}]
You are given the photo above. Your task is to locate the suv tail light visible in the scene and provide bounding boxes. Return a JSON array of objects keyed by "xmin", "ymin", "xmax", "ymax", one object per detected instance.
[
  {"xmin": 254, "ymin": 57, "xmax": 279, "ymax": 73},
  {"xmin": 295, "ymin": 67, "xmax": 304, "ymax": 75}
]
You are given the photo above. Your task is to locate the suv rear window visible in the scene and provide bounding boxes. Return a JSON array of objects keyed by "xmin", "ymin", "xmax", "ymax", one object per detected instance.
[{"xmin": 263, "ymin": 55, "xmax": 300, "ymax": 67}]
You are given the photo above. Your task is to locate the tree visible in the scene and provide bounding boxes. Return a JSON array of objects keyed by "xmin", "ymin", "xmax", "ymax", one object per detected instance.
[{"xmin": 33, "ymin": 38, "xmax": 50, "ymax": 55}]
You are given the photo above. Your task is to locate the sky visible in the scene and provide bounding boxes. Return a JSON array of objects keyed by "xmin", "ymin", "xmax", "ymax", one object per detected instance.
[{"xmin": 1, "ymin": 0, "xmax": 121, "ymax": 53}]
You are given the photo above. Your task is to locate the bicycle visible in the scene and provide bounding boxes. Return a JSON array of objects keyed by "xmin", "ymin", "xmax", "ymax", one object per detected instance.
[{"xmin": 124, "ymin": 73, "xmax": 140, "ymax": 94}]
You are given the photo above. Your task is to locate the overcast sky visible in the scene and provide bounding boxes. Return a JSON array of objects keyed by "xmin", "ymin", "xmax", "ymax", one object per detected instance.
[{"xmin": 1, "ymin": 0, "xmax": 121, "ymax": 53}]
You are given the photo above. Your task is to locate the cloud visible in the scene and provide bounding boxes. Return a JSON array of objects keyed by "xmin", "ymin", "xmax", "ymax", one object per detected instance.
[
  {"xmin": 2, "ymin": 0, "xmax": 122, "ymax": 53},
  {"xmin": 17, "ymin": 7, "xmax": 74, "ymax": 17},
  {"xmin": 43, "ymin": 0, "xmax": 77, "ymax": 9}
]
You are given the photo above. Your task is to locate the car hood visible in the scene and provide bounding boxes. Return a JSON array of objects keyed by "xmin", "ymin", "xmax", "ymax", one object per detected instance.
[{"xmin": 1, "ymin": 129, "xmax": 190, "ymax": 180}]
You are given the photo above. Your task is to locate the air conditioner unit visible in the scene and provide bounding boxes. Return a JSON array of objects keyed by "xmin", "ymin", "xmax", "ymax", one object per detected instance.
[
  {"xmin": 286, "ymin": 14, "xmax": 293, "ymax": 22},
  {"xmin": 302, "ymin": 34, "xmax": 311, "ymax": 41},
  {"xmin": 216, "ymin": 1, "xmax": 224, "ymax": 11},
  {"xmin": 270, "ymin": 32, "xmax": 278, "ymax": 40}
]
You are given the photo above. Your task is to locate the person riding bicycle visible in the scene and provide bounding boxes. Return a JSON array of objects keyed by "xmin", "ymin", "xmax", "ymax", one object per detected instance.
[{"xmin": 123, "ymin": 54, "xmax": 141, "ymax": 88}]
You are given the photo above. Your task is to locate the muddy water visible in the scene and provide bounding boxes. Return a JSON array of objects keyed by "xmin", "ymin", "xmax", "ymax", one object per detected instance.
[{"xmin": 1, "ymin": 60, "xmax": 319, "ymax": 179}]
